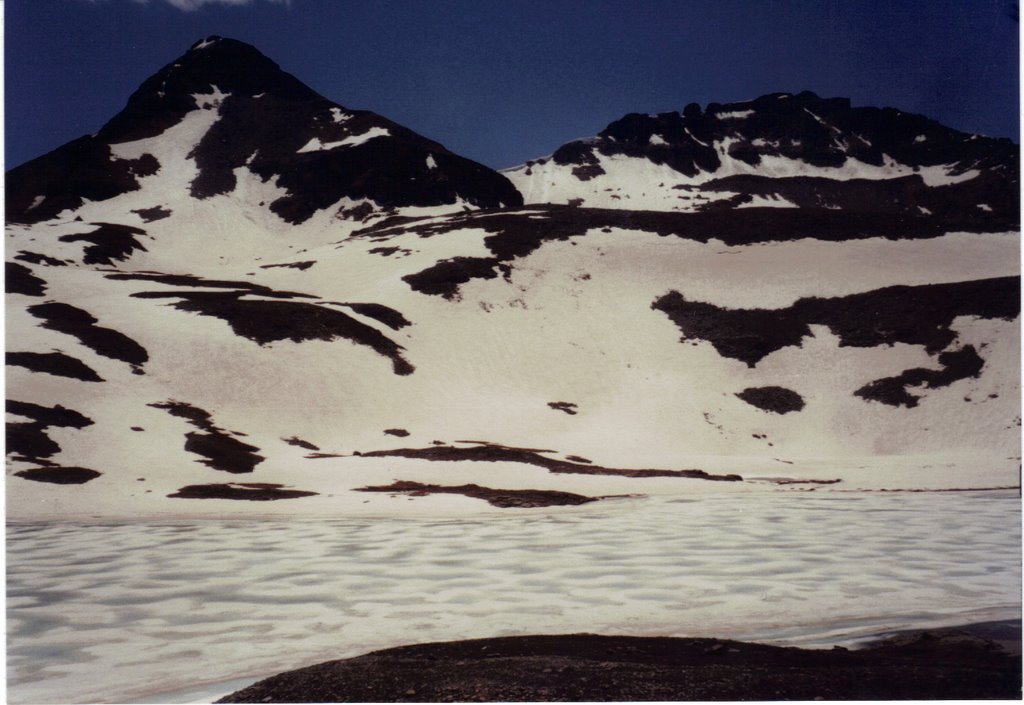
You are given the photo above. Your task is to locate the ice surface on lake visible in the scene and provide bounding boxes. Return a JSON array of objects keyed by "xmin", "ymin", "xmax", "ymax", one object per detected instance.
[{"xmin": 7, "ymin": 492, "xmax": 1020, "ymax": 704}]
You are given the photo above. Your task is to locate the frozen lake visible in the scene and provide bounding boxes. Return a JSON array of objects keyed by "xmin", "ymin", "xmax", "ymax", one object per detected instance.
[{"xmin": 7, "ymin": 491, "xmax": 1021, "ymax": 704}]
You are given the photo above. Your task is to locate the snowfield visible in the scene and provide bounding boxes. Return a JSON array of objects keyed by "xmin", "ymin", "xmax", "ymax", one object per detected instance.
[
  {"xmin": 7, "ymin": 492, "xmax": 1020, "ymax": 704},
  {"xmin": 6, "ymin": 208, "xmax": 1020, "ymax": 520}
]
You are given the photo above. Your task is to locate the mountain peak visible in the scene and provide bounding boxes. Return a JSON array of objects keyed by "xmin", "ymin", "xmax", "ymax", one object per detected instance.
[
  {"xmin": 7, "ymin": 37, "xmax": 522, "ymax": 225},
  {"xmin": 97, "ymin": 36, "xmax": 318, "ymax": 144}
]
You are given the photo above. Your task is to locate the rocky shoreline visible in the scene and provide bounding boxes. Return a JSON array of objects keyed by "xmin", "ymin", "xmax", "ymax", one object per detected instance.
[{"xmin": 218, "ymin": 623, "xmax": 1021, "ymax": 702}]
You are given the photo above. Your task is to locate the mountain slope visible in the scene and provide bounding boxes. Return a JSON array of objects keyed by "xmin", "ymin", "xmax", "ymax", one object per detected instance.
[{"xmin": 5, "ymin": 42, "xmax": 1020, "ymax": 519}]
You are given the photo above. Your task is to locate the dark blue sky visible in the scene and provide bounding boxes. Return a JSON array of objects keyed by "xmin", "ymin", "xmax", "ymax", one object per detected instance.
[{"xmin": 5, "ymin": 0, "xmax": 1020, "ymax": 170}]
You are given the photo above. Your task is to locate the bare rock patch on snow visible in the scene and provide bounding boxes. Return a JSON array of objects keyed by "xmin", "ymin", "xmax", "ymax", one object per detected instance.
[
  {"xmin": 132, "ymin": 205, "xmax": 173, "ymax": 222},
  {"xmin": 548, "ymin": 401, "xmax": 579, "ymax": 415},
  {"xmin": 58, "ymin": 222, "xmax": 149, "ymax": 265},
  {"xmin": 144, "ymin": 293, "xmax": 415, "ymax": 375},
  {"xmin": 653, "ymin": 276, "xmax": 1019, "ymax": 367},
  {"xmin": 735, "ymin": 387, "xmax": 805, "ymax": 414},
  {"xmin": 376, "ymin": 205, "xmax": 1009, "ymax": 300},
  {"xmin": 168, "ymin": 483, "xmax": 317, "ymax": 501},
  {"xmin": 6, "ymin": 400, "xmax": 94, "ymax": 465},
  {"xmin": 6, "ymin": 262, "xmax": 48, "ymax": 297},
  {"xmin": 354, "ymin": 441, "xmax": 742, "ymax": 481},
  {"xmin": 149, "ymin": 400, "xmax": 265, "ymax": 474},
  {"xmin": 282, "ymin": 436, "xmax": 320, "ymax": 451},
  {"xmin": 355, "ymin": 480, "xmax": 603, "ymax": 508},
  {"xmin": 6, "ymin": 351, "xmax": 104, "ymax": 382},
  {"xmin": 855, "ymin": 345, "xmax": 985, "ymax": 408},
  {"xmin": 14, "ymin": 466, "xmax": 102, "ymax": 485},
  {"xmin": 13, "ymin": 251, "xmax": 68, "ymax": 267},
  {"xmin": 27, "ymin": 302, "xmax": 149, "ymax": 373}
]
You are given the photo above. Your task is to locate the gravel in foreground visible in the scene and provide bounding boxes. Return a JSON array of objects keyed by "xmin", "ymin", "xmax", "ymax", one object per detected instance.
[{"xmin": 218, "ymin": 625, "xmax": 1021, "ymax": 702}]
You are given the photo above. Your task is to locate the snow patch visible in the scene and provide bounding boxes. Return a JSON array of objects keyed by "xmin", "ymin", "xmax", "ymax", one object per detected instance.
[
  {"xmin": 297, "ymin": 127, "xmax": 392, "ymax": 153},
  {"xmin": 648, "ymin": 134, "xmax": 668, "ymax": 146},
  {"xmin": 330, "ymin": 107, "xmax": 351, "ymax": 124},
  {"xmin": 734, "ymin": 194, "xmax": 799, "ymax": 209},
  {"xmin": 191, "ymin": 85, "xmax": 229, "ymax": 111},
  {"xmin": 915, "ymin": 135, "xmax": 927, "ymax": 143},
  {"xmin": 192, "ymin": 37, "xmax": 219, "ymax": 51},
  {"xmin": 716, "ymin": 109, "xmax": 755, "ymax": 120},
  {"xmin": 426, "ymin": 154, "xmax": 438, "ymax": 170},
  {"xmin": 684, "ymin": 128, "xmax": 710, "ymax": 148}
]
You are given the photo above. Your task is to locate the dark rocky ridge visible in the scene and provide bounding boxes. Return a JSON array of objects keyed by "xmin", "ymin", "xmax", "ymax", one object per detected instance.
[
  {"xmin": 6, "ymin": 37, "xmax": 522, "ymax": 225},
  {"xmin": 530, "ymin": 90, "xmax": 1018, "ymax": 223}
]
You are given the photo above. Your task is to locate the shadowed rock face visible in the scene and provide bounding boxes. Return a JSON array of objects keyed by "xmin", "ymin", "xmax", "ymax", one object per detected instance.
[
  {"xmin": 6, "ymin": 36, "xmax": 522, "ymax": 225},
  {"xmin": 5, "ymin": 139, "xmax": 159, "ymax": 224}
]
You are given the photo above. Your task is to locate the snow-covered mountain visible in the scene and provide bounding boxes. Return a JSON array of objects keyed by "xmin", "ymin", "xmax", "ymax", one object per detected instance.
[
  {"xmin": 6, "ymin": 38, "xmax": 1020, "ymax": 518},
  {"xmin": 504, "ymin": 91, "xmax": 1018, "ymax": 224},
  {"xmin": 7, "ymin": 36, "xmax": 522, "ymax": 230}
]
